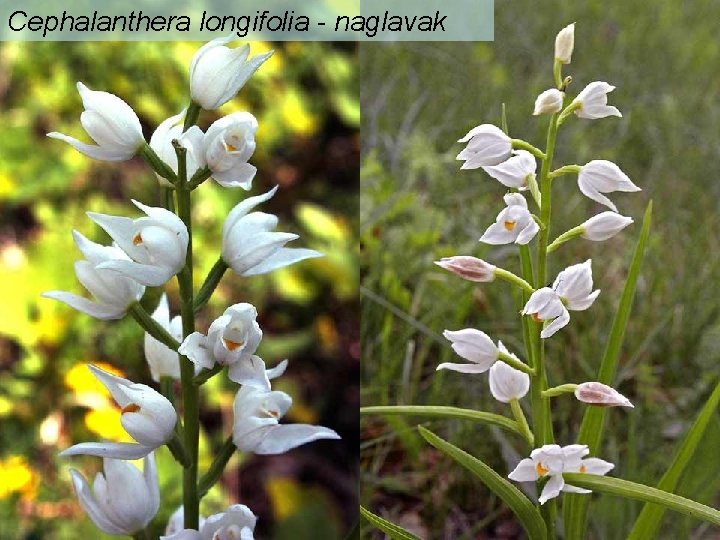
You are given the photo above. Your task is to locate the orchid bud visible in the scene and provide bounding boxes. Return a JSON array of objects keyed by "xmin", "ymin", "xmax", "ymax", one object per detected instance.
[
  {"xmin": 203, "ymin": 112, "xmax": 258, "ymax": 189},
  {"xmin": 43, "ymin": 231, "xmax": 145, "ymax": 321},
  {"xmin": 456, "ymin": 124, "xmax": 512, "ymax": 168},
  {"xmin": 60, "ymin": 365, "xmax": 177, "ymax": 460},
  {"xmin": 482, "ymin": 150, "xmax": 537, "ymax": 189},
  {"xmin": 190, "ymin": 36, "xmax": 273, "ymax": 110},
  {"xmin": 480, "ymin": 193, "xmax": 539, "ymax": 246},
  {"xmin": 488, "ymin": 356, "xmax": 530, "ymax": 403},
  {"xmin": 581, "ymin": 212, "xmax": 634, "ymax": 241},
  {"xmin": 578, "ymin": 160, "xmax": 640, "ymax": 212},
  {"xmin": 572, "ymin": 81, "xmax": 622, "ymax": 120},
  {"xmin": 221, "ymin": 186, "xmax": 323, "ymax": 277},
  {"xmin": 533, "ymin": 88, "xmax": 565, "ymax": 115},
  {"xmin": 149, "ymin": 111, "xmax": 205, "ymax": 186},
  {"xmin": 554, "ymin": 23, "xmax": 575, "ymax": 64},
  {"xmin": 439, "ymin": 329, "xmax": 499, "ymax": 373},
  {"xmin": 70, "ymin": 453, "xmax": 159, "ymax": 535},
  {"xmin": 87, "ymin": 201, "xmax": 189, "ymax": 287},
  {"xmin": 575, "ymin": 382, "xmax": 634, "ymax": 408},
  {"xmin": 434, "ymin": 256, "xmax": 496, "ymax": 282},
  {"xmin": 48, "ymin": 82, "xmax": 145, "ymax": 161},
  {"xmin": 232, "ymin": 386, "xmax": 340, "ymax": 455},
  {"xmin": 553, "ymin": 260, "xmax": 600, "ymax": 311},
  {"xmin": 144, "ymin": 294, "xmax": 183, "ymax": 382}
]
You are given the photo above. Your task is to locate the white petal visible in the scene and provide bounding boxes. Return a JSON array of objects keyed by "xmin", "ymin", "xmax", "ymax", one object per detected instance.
[
  {"xmin": 508, "ymin": 458, "xmax": 538, "ymax": 482},
  {"xmin": 241, "ymin": 247, "xmax": 323, "ymax": 276},
  {"xmin": 227, "ymin": 355, "xmax": 271, "ymax": 390},
  {"xmin": 266, "ymin": 359, "xmax": 289, "ymax": 380},
  {"xmin": 516, "ymin": 219, "xmax": 540, "ymax": 245},
  {"xmin": 213, "ymin": 162, "xmax": 257, "ymax": 189},
  {"xmin": 540, "ymin": 307, "xmax": 571, "ymax": 338},
  {"xmin": 436, "ymin": 362, "xmax": 494, "ymax": 374},
  {"xmin": 60, "ymin": 442, "xmax": 153, "ymax": 460},
  {"xmin": 250, "ymin": 424, "xmax": 341, "ymax": 455},
  {"xmin": 580, "ymin": 457, "xmax": 615, "ymax": 475},
  {"xmin": 70, "ymin": 469, "xmax": 128, "ymax": 535},
  {"xmin": 97, "ymin": 259, "xmax": 175, "ymax": 287},
  {"xmin": 179, "ymin": 332, "xmax": 216, "ymax": 372},
  {"xmin": 47, "ymin": 132, "xmax": 133, "ymax": 161},
  {"xmin": 42, "ymin": 291, "xmax": 126, "ymax": 320},
  {"xmin": 539, "ymin": 474, "xmax": 564, "ymax": 504}
]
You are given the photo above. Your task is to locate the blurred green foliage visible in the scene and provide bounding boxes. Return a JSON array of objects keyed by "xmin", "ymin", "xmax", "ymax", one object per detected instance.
[
  {"xmin": 0, "ymin": 41, "xmax": 359, "ymax": 539},
  {"xmin": 360, "ymin": 1, "xmax": 720, "ymax": 538}
]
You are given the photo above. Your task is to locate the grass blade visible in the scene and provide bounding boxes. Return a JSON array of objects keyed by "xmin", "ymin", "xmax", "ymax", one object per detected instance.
[
  {"xmin": 418, "ymin": 426, "xmax": 547, "ymax": 540},
  {"xmin": 564, "ymin": 200, "xmax": 652, "ymax": 539},
  {"xmin": 360, "ymin": 405, "xmax": 522, "ymax": 436},
  {"xmin": 563, "ymin": 474, "xmax": 720, "ymax": 527},
  {"xmin": 627, "ymin": 380, "xmax": 720, "ymax": 539},
  {"xmin": 360, "ymin": 505, "xmax": 421, "ymax": 540}
]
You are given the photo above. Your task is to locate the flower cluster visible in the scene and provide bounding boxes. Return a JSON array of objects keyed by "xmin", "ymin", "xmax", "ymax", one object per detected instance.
[
  {"xmin": 44, "ymin": 36, "xmax": 338, "ymax": 536},
  {"xmin": 435, "ymin": 23, "xmax": 640, "ymax": 505}
]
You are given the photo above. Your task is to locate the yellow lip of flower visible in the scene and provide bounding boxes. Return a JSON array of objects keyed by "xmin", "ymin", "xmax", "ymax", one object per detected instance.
[
  {"xmin": 504, "ymin": 220, "xmax": 517, "ymax": 231},
  {"xmin": 535, "ymin": 462, "xmax": 550, "ymax": 477},
  {"xmin": 132, "ymin": 232, "xmax": 143, "ymax": 245},
  {"xmin": 223, "ymin": 338, "xmax": 244, "ymax": 351}
]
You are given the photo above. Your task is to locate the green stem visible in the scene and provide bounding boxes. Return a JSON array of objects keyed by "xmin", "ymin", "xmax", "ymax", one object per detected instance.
[
  {"xmin": 194, "ymin": 258, "xmax": 229, "ymax": 314},
  {"xmin": 128, "ymin": 303, "xmax": 180, "ymax": 351},
  {"xmin": 543, "ymin": 383, "xmax": 579, "ymax": 398},
  {"xmin": 183, "ymin": 102, "xmax": 201, "ymax": 132},
  {"xmin": 131, "ymin": 529, "xmax": 151, "ymax": 540},
  {"xmin": 167, "ymin": 431, "xmax": 191, "ymax": 468},
  {"xmin": 160, "ymin": 376, "xmax": 175, "ymax": 407},
  {"xmin": 175, "ymin": 143, "xmax": 200, "ymax": 530},
  {"xmin": 139, "ymin": 143, "xmax": 177, "ymax": 183},
  {"xmin": 510, "ymin": 399, "xmax": 534, "ymax": 447},
  {"xmin": 511, "ymin": 138, "xmax": 546, "ymax": 160},
  {"xmin": 188, "ymin": 167, "xmax": 213, "ymax": 190},
  {"xmin": 494, "ymin": 267, "xmax": 535, "ymax": 294},
  {"xmin": 193, "ymin": 365, "xmax": 223, "ymax": 386},
  {"xmin": 163, "ymin": 186, "xmax": 176, "ymax": 213},
  {"xmin": 549, "ymin": 164, "xmax": 581, "ymax": 179},
  {"xmin": 553, "ymin": 59, "xmax": 562, "ymax": 89},
  {"xmin": 498, "ymin": 351, "xmax": 535, "ymax": 376},
  {"xmin": 547, "ymin": 225, "xmax": 584, "ymax": 253},
  {"xmin": 198, "ymin": 436, "xmax": 236, "ymax": 499}
]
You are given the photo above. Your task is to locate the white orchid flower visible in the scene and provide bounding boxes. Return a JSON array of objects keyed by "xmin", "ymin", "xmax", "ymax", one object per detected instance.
[
  {"xmin": 523, "ymin": 260, "xmax": 600, "ymax": 338},
  {"xmin": 578, "ymin": 160, "xmax": 641, "ymax": 212},
  {"xmin": 534, "ymin": 88, "xmax": 565, "ymax": 115},
  {"xmin": 480, "ymin": 193, "xmax": 539, "ymax": 245},
  {"xmin": 575, "ymin": 382, "xmax": 634, "ymax": 408},
  {"xmin": 190, "ymin": 36, "xmax": 273, "ymax": 110},
  {"xmin": 482, "ymin": 150, "xmax": 537, "ymax": 189},
  {"xmin": 162, "ymin": 504, "xmax": 257, "ymax": 540},
  {"xmin": 144, "ymin": 294, "xmax": 182, "ymax": 382},
  {"xmin": 222, "ymin": 186, "xmax": 323, "ymax": 276},
  {"xmin": 456, "ymin": 124, "xmax": 512, "ymax": 168},
  {"xmin": 70, "ymin": 453, "xmax": 159, "ymax": 536},
  {"xmin": 508, "ymin": 444, "xmax": 614, "ymax": 504},
  {"xmin": 149, "ymin": 111, "xmax": 205, "ymax": 186},
  {"xmin": 60, "ymin": 365, "xmax": 177, "ymax": 460},
  {"xmin": 555, "ymin": 23, "xmax": 575, "ymax": 64},
  {"xmin": 47, "ymin": 82, "xmax": 145, "ymax": 161},
  {"xmin": 434, "ymin": 256, "xmax": 496, "ymax": 283},
  {"xmin": 42, "ymin": 230, "xmax": 145, "ymax": 320},
  {"xmin": 488, "ymin": 356, "xmax": 530, "ymax": 403},
  {"xmin": 581, "ymin": 211, "xmax": 634, "ymax": 241},
  {"xmin": 203, "ymin": 112, "xmax": 258, "ymax": 189},
  {"xmin": 232, "ymin": 386, "xmax": 340, "ymax": 455},
  {"xmin": 572, "ymin": 82, "xmax": 622, "ymax": 120},
  {"xmin": 87, "ymin": 201, "xmax": 189, "ymax": 286},
  {"xmin": 179, "ymin": 303, "xmax": 288, "ymax": 389},
  {"xmin": 438, "ymin": 329, "xmax": 500, "ymax": 374}
]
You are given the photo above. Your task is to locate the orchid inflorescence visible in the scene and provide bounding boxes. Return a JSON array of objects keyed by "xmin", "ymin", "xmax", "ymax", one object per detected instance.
[
  {"xmin": 43, "ymin": 36, "xmax": 339, "ymax": 538},
  {"xmin": 435, "ymin": 22, "xmax": 639, "ymax": 509}
]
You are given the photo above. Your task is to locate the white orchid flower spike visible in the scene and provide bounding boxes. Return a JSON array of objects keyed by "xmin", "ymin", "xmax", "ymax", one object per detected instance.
[
  {"xmin": 60, "ymin": 365, "xmax": 177, "ymax": 460},
  {"xmin": 87, "ymin": 201, "xmax": 189, "ymax": 286},
  {"xmin": 480, "ymin": 193, "xmax": 539, "ymax": 245}
]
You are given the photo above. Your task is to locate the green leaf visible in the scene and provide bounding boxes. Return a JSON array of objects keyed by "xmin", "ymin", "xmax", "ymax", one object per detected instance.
[
  {"xmin": 564, "ymin": 200, "xmax": 652, "ymax": 539},
  {"xmin": 563, "ymin": 474, "xmax": 720, "ymax": 527},
  {"xmin": 359, "ymin": 505, "xmax": 421, "ymax": 540},
  {"xmin": 627, "ymin": 380, "xmax": 720, "ymax": 539},
  {"xmin": 360, "ymin": 405, "xmax": 522, "ymax": 436},
  {"xmin": 418, "ymin": 426, "xmax": 547, "ymax": 540}
]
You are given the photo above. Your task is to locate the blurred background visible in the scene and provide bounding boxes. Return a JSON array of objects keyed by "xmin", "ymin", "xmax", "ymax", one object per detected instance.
[
  {"xmin": 360, "ymin": 1, "xmax": 720, "ymax": 538},
  {"xmin": 0, "ymin": 41, "xmax": 359, "ymax": 538}
]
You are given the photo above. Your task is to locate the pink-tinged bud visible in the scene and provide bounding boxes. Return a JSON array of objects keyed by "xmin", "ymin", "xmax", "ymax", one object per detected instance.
[
  {"xmin": 575, "ymin": 382, "xmax": 633, "ymax": 408},
  {"xmin": 434, "ymin": 256, "xmax": 496, "ymax": 282}
]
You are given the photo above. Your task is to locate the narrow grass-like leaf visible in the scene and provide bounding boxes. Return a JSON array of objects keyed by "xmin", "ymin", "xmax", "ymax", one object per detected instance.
[
  {"xmin": 564, "ymin": 201, "xmax": 652, "ymax": 539},
  {"xmin": 360, "ymin": 505, "xmax": 421, "ymax": 540},
  {"xmin": 360, "ymin": 405, "xmax": 522, "ymax": 436},
  {"xmin": 563, "ymin": 474, "xmax": 720, "ymax": 527},
  {"xmin": 418, "ymin": 426, "xmax": 547, "ymax": 540},
  {"xmin": 627, "ymin": 380, "xmax": 720, "ymax": 539}
]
